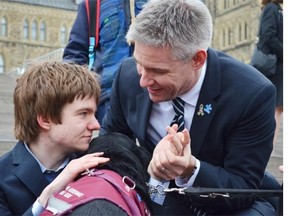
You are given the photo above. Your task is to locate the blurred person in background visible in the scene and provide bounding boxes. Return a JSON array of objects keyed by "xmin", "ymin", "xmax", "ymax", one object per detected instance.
[
  {"xmin": 63, "ymin": 0, "xmax": 148, "ymax": 124},
  {"xmin": 258, "ymin": 0, "xmax": 283, "ymax": 145}
]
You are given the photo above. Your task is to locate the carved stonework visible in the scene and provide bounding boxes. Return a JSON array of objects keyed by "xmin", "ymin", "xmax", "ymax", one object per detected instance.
[
  {"xmin": 202, "ymin": 0, "xmax": 261, "ymax": 63},
  {"xmin": 0, "ymin": 1, "xmax": 77, "ymax": 73}
]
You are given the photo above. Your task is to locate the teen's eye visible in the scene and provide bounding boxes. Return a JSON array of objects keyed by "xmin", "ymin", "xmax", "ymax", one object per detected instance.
[{"xmin": 80, "ymin": 112, "xmax": 88, "ymax": 117}]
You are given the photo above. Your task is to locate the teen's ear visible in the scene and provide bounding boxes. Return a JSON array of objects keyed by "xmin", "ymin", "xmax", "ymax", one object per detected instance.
[
  {"xmin": 37, "ymin": 115, "xmax": 51, "ymax": 130},
  {"xmin": 192, "ymin": 49, "xmax": 207, "ymax": 69}
]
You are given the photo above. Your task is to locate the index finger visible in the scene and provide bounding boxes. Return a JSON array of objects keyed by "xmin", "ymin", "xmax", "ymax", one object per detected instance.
[{"xmin": 168, "ymin": 133, "xmax": 183, "ymax": 156}]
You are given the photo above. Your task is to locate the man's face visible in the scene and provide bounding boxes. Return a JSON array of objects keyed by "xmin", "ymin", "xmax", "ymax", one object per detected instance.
[
  {"xmin": 134, "ymin": 42, "xmax": 199, "ymax": 103},
  {"xmin": 48, "ymin": 96, "xmax": 99, "ymax": 153}
]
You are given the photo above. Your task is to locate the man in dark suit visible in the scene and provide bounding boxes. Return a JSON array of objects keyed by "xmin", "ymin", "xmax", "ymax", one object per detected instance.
[
  {"xmin": 0, "ymin": 61, "xmax": 109, "ymax": 216},
  {"xmin": 100, "ymin": 0, "xmax": 279, "ymax": 215}
]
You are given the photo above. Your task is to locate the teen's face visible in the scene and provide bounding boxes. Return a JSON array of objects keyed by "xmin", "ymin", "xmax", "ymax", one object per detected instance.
[
  {"xmin": 134, "ymin": 42, "xmax": 199, "ymax": 102},
  {"xmin": 49, "ymin": 96, "xmax": 99, "ymax": 153}
]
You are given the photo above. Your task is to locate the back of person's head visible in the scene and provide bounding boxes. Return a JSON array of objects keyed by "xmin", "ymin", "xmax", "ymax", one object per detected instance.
[
  {"xmin": 68, "ymin": 199, "xmax": 128, "ymax": 216},
  {"xmin": 85, "ymin": 132, "xmax": 152, "ymax": 211},
  {"xmin": 261, "ymin": 0, "xmax": 283, "ymax": 5},
  {"xmin": 14, "ymin": 61, "xmax": 101, "ymax": 143},
  {"xmin": 126, "ymin": 0, "xmax": 213, "ymax": 62}
]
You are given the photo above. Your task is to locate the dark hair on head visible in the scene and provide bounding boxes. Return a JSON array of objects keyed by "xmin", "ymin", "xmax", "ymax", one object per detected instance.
[
  {"xmin": 85, "ymin": 132, "xmax": 152, "ymax": 211},
  {"xmin": 261, "ymin": 0, "xmax": 283, "ymax": 6},
  {"xmin": 69, "ymin": 200, "xmax": 128, "ymax": 216}
]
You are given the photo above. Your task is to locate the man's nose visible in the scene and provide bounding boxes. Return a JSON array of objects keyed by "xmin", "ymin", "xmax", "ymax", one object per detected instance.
[{"xmin": 139, "ymin": 68, "xmax": 152, "ymax": 88}]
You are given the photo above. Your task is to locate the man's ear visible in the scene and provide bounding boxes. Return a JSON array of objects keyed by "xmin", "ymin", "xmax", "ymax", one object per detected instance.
[
  {"xmin": 37, "ymin": 115, "xmax": 51, "ymax": 130},
  {"xmin": 192, "ymin": 49, "xmax": 207, "ymax": 69}
]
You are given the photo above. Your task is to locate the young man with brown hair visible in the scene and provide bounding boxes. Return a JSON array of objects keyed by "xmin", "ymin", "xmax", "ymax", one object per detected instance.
[{"xmin": 0, "ymin": 61, "xmax": 109, "ymax": 216}]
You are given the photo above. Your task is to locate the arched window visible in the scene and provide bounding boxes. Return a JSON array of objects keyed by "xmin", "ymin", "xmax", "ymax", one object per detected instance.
[
  {"xmin": 224, "ymin": 0, "xmax": 230, "ymax": 9},
  {"xmin": 238, "ymin": 23, "xmax": 242, "ymax": 42},
  {"xmin": 222, "ymin": 29, "xmax": 226, "ymax": 47},
  {"xmin": 224, "ymin": 0, "xmax": 227, "ymax": 9},
  {"xmin": 228, "ymin": 28, "xmax": 233, "ymax": 45},
  {"xmin": 40, "ymin": 21, "xmax": 46, "ymax": 41},
  {"xmin": 60, "ymin": 25, "xmax": 67, "ymax": 44},
  {"xmin": 31, "ymin": 20, "xmax": 38, "ymax": 40},
  {"xmin": 244, "ymin": 21, "xmax": 248, "ymax": 40},
  {"xmin": 0, "ymin": 16, "xmax": 7, "ymax": 36},
  {"xmin": 23, "ymin": 19, "xmax": 29, "ymax": 39},
  {"xmin": 0, "ymin": 54, "xmax": 4, "ymax": 73}
]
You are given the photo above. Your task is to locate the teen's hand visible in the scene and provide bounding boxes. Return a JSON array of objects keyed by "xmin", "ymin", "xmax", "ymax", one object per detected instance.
[{"xmin": 38, "ymin": 152, "xmax": 109, "ymax": 207}]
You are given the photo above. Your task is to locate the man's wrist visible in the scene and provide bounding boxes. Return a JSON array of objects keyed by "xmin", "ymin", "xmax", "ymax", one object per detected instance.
[
  {"xmin": 148, "ymin": 178, "xmax": 170, "ymax": 205},
  {"xmin": 176, "ymin": 159, "xmax": 200, "ymax": 187},
  {"xmin": 180, "ymin": 156, "xmax": 197, "ymax": 179}
]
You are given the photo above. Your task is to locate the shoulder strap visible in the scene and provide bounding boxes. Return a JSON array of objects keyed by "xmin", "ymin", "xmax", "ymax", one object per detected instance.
[
  {"xmin": 129, "ymin": 0, "xmax": 136, "ymax": 24},
  {"xmin": 41, "ymin": 170, "xmax": 150, "ymax": 216},
  {"xmin": 85, "ymin": 0, "xmax": 100, "ymax": 70}
]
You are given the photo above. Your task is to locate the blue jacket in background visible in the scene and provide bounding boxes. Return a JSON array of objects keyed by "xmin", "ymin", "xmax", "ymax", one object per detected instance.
[{"xmin": 63, "ymin": 0, "xmax": 147, "ymax": 101}]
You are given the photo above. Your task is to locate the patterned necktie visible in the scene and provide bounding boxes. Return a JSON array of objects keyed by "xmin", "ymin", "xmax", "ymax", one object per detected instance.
[
  {"xmin": 171, "ymin": 97, "xmax": 185, "ymax": 132},
  {"xmin": 44, "ymin": 169, "xmax": 63, "ymax": 183}
]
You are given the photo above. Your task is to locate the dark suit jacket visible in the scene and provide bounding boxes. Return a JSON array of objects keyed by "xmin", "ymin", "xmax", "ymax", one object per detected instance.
[
  {"xmin": 100, "ymin": 48, "xmax": 276, "ymax": 215},
  {"xmin": 0, "ymin": 142, "xmax": 76, "ymax": 216}
]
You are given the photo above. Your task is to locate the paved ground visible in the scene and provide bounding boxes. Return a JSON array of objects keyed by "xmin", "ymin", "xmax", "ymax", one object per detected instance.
[{"xmin": 0, "ymin": 73, "xmax": 283, "ymax": 184}]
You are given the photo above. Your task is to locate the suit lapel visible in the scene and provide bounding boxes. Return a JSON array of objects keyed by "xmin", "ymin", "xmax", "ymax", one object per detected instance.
[
  {"xmin": 136, "ymin": 90, "xmax": 155, "ymax": 152},
  {"xmin": 137, "ymin": 92, "xmax": 151, "ymax": 139},
  {"xmin": 12, "ymin": 142, "xmax": 48, "ymax": 197},
  {"xmin": 190, "ymin": 48, "xmax": 221, "ymax": 157},
  {"xmin": 191, "ymin": 94, "xmax": 217, "ymax": 157}
]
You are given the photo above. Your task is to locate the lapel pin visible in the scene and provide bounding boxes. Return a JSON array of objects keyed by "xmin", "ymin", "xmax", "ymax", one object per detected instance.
[
  {"xmin": 197, "ymin": 104, "xmax": 212, "ymax": 116},
  {"xmin": 204, "ymin": 104, "xmax": 212, "ymax": 114},
  {"xmin": 197, "ymin": 104, "xmax": 204, "ymax": 116}
]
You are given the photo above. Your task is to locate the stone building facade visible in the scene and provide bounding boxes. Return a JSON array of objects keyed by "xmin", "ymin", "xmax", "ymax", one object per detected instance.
[
  {"xmin": 0, "ymin": 0, "xmax": 78, "ymax": 74},
  {"xmin": 0, "ymin": 0, "xmax": 268, "ymax": 74},
  {"xmin": 203, "ymin": 0, "xmax": 262, "ymax": 63}
]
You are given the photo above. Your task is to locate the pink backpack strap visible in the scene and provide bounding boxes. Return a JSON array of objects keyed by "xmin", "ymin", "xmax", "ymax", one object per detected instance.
[{"xmin": 41, "ymin": 169, "xmax": 150, "ymax": 216}]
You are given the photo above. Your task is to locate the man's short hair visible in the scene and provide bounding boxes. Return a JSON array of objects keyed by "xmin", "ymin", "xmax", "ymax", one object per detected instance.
[{"xmin": 126, "ymin": 0, "xmax": 213, "ymax": 61}]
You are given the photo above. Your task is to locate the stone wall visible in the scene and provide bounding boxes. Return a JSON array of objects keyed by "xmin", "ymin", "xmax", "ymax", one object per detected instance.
[
  {"xmin": 203, "ymin": 0, "xmax": 262, "ymax": 63},
  {"xmin": 0, "ymin": 1, "xmax": 77, "ymax": 73}
]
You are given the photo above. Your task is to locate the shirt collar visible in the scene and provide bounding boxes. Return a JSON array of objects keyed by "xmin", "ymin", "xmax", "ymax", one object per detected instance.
[
  {"xmin": 179, "ymin": 60, "xmax": 207, "ymax": 107},
  {"xmin": 24, "ymin": 142, "xmax": 70, "ymax": 173}
]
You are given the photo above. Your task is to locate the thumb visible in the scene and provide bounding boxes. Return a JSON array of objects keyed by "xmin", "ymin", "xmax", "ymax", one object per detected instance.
[{"xmin": 181, "ymin": 129, "xmax": 190, "ymax": 146}]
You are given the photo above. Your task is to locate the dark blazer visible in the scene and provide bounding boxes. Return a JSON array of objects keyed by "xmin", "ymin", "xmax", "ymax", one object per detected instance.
[
  {"xmin": 100, "ymin": 48, "xmax": 276, "ymax": 215},
  {"xmin": 0, "ymin": 142, "xmax": 76, "ymax": 216}
]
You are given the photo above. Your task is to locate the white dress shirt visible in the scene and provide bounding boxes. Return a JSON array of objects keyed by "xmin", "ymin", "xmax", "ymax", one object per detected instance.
[
  {"xmin": 24, "ymin": 143, "xmax": 69, "ymax": 216},
  {"xmin": 147, "ymin": 61, "xmax": 207, "ymax": 205}
]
